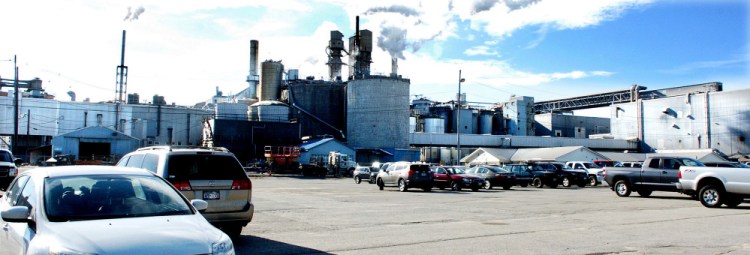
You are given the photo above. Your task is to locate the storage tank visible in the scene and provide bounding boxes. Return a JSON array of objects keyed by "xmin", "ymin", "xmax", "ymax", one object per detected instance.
[
  {"xmin": 250, "ymin": 100, "xmax": 289, "ymax": 122},
  {"xmin": 452, "ymin": 108, "xmax": 475, "ymax": 134},
  {"xmin": 259, "ymin": 60, "xmax": 284, "ymax": 101},
  {"xmin": 430, "ymin": 106, "xmax": 452, "ymax": 133},
  {"xmin": 492, "ymin": 107, "xmax": 505, "ymax": 135},
  {"xmin": 424, "ymin": 117, "xmax": 445, "ymax": 134},
  {"xmin": 409, "ymin": 116, "xmax": 416, "ymax": 133},
  {"xmin": 347, "ymin": 77, "xmax": 410, "ymax": 148},
  {"xmin": 478, "ymin": 110, "xmax": 493, "ymax": 134}
]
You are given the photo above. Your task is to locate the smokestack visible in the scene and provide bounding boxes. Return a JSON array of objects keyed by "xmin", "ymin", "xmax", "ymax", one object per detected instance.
[
  {"xmin": 327, "ymin": 31, "xmax": 344, "ymax": 81},
  {"xmin": 246, "ymin": 40, "xmax": 259, "ymax": 99},
  {"xmin": 391, "ymin": 57, "xmax": 398, "ymax": 77}
]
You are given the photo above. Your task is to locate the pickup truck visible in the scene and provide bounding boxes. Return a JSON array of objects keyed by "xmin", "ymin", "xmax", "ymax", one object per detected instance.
[
  {"xmin": 678, "ymin": 165, "xmax": 750, "ymax": 208},
  {"xmin": 565, "ymin": 161, "xmax": 604, "ymax": 186},
  {"xmin": 602, "ymin": 156, "xmax": 705, "ymax": 197}
]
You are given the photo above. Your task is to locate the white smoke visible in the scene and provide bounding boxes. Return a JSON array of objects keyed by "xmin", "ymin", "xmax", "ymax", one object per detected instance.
[{"xmin": 124, "ymin": 6, "xmax": 146, "ymax": 22}]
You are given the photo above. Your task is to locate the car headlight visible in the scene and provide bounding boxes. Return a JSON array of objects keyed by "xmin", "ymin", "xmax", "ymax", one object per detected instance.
[{"xmin": 212, "ymin": 234, "xmax": 235, "ymax": 255}]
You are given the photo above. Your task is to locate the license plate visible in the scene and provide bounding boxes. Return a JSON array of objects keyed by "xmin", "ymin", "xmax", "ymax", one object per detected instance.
[
  {"xmin": 420, "ymin": 173, "xmax": 426, "ymax": 176},
  {"xmin": 203, "ymin": 191, "xmax": 220, "ymax": 200}
]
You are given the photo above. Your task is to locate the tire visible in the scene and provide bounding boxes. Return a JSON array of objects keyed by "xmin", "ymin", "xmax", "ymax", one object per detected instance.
[
  {"xmin": 699, "ymin": 184, "xmax": 724, "ymax": 208},
  {"xmin": 589, "ymin": 175, "xmax": 599, "ymax": 186},
  {"xmin": 484, "ymin": 180, "xmax": 493, "ymax": 190},
  {"xmin": 422, "ymin": 186, "xmax": 432, "ymax": 192},
  {"xmin": 562, "ymin": 177, "xmax": 571, "ymax": 187},
  {"xmin": 614, "ymin": 180, "xmax": 631, "ymax": 197},
  {"xmin": 438, "ymin": 185, "xmax": 445, "ymax": 190},
  {"xmin": 637, "ymin": 189, "xmax": 652, "ymax": 197},
  {"xmin": 723, "ymin": 194, "xmax": 743, "ymax": 208},
  {"xmin": 377, "ymin": 179, "xmax": 384, "ymax": 190},
  {"xmin": 451, "ymin": 181, "xmax": 462, "ymax": 191},
  {"xmin": 532, "ymin": 177, "xmax": 544, "ymax": 188},
  {"xmin": 398, "ymin": 179, "xmax": 408, "ymax": 192},
  {"xmin": 222, "ymin": 225, "xmax": 243, "ymax": 239},
  {"xmin": 502, "ymin": 185, "xmax": 511, "ymax": 190},
  {"xmin": 354, "ymin": 176, "xmax": 361, "ymax": 184}
]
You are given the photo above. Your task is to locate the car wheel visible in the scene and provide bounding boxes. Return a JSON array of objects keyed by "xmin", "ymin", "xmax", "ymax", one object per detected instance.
[
  {"xmin": 614, "ymin": 180, "xmax": 631, "ymax": 197},
  {"xmin": 723, "ymin": 194, "xmax": 742, "ymax": 208},
  {"xmin": 354, "ymin": 176, "xmax": 361, "ymax": 184},
  {"xmin": 532, "ymin": 177, "xmax": 544, "ymax": 188},
  {"xmin": 422, "ymin": 186, "xmax": 432, "ymax": 192},
  {"xmin": 222, "ymin": 225, "xmax": 243, "ymax": 239},
  {"xmin": 451, "ymin": 181, "xmax": 462, "ymax": 191},
  {"xmin": 637, "ymin": 189, "xmax": 652, "ymax": 197},
  {"xmin": 562, "ymin": 177, "xmax": 571, "ymax": 187},
  {"xmin": 699, "ymin": 184, "xmax": 724, "ymax": 208},
  {"xmin": 438, "ymin": 185, "xmax": 445, "ymax": 190},
  {"xmin": 484, "ymin": 180, "xmax": 493, "ymax": 190},
  {"xmin": 589, "ymin": 175, "xmax": 599, "ymax": 186},
  {"xmin": 377, "ymin": 179, "xmax": 384, "ymax": 190},
  {"xmin": 398, "ymin": 179, "xmax": 408, "ymax": 192}
]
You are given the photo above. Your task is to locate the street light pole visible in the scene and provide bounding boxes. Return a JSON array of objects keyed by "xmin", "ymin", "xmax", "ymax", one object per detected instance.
[{"xmin": 456, "ymin": 70, "xmax": 465, "ymax": 165}]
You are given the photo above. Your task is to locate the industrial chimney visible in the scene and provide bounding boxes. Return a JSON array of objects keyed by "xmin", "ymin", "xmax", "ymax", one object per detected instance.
[
  {"xmin": 246, "ymin": 40, "xmax": 259, "ymax": 99},
  {"xmin": 326, "ymin": 31, "xmax": 345, "ymax": 81},
  {"xmin": 391, "ymin": 57, "xmax": 398, "ymax": 77}
]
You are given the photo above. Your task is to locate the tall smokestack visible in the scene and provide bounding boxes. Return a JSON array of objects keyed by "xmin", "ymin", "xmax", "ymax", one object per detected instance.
[
  {"xmin": 391, "ymin": 57, "xmax": 398, "ymax": 77},
  {"xmin": 246, "ymin": 40, "xmax": 259, "ymax": 99},
  {"xmin": 327, "ymin": 31, "xmax": 344, "ymax": 81}
]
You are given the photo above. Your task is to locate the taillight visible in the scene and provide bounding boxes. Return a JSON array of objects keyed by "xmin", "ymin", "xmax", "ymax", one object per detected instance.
[
  {"xmin": 407, "ymin": 170, "xmax": 416, "ymax": 176},
  {"xmin": 171, "ymin": 180, "xmax": 192, "ymax": 191},
  {"xmin": 9, "ymin": 167, "xmax": 17, "ymax": 177},
  {"xmin": 602, "ymin": 169, "xmax": 606, "ymax": 178},
  {"xmin": 678, "ymin": 170, "xmax": 682, "ymax": 179},
  {"xmin": 232, "ymin": 178, "xmax": 251, "ymax": 190}
]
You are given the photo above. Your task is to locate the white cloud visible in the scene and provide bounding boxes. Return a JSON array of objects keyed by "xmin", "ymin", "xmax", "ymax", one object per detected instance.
[{"xmin": 464, "ymin": 46, "xmax": 501, "ymax": 57}]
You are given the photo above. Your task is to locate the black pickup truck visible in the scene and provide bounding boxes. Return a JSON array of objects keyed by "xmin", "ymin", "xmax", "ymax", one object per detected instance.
[{"xmin": 602, "ymin": 156, "xmax": 704, "ymax": 197}]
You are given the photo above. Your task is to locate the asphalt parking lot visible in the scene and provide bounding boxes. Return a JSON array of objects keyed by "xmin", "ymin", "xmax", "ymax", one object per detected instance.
[{"xmin": 235, "ymin": 176, "xmax": 750, "ymax": 255}]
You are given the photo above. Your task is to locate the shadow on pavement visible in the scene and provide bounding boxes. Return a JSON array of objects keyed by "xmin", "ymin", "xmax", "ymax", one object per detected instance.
[{"xmin": 234, "ymin": 235, "xmax": 332, "ymax": 255}]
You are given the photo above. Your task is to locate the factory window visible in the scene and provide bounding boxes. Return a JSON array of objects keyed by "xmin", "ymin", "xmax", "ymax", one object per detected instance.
[{"xmin": 96, "ymin": 114, "xmax": 103, "ymax": 126}]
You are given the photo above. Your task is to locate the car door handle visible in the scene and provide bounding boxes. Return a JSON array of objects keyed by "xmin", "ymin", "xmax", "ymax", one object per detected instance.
[
  {"xmin": 2, "ymin": 223, "xmax": 8, "ymax": 231},
  {"xmin": 662, "ymin": 171, "xmax": 668, "ymax": 174}
]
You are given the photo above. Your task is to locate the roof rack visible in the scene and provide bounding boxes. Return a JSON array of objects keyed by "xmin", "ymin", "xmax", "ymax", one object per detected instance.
[{"xmin": 136, "ymin": 145, "xmax": 229, "ymax": 152}]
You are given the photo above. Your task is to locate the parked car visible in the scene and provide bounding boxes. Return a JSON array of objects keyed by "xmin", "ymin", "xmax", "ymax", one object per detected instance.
[
  {"xmin": 678, "ymin": 164, "xmax": 750, "ymax": 208},
  {"xmin": 701, "ymin": 162, "xmax": 750, "ymax": 168},
  {"xmin": 603, "ymin": 156, "xmax": 704, "ymax": 197},
  {"xmin": 376, "ymin": 162, "xmax": 433, "ymax": 192},
  {"xmin": 0, "ymin": 149, "xmax": 19, "ymax": 190},
  {"xmin": 353, "ymin": 166, "xmax": 378, "ymax": 184},
  {"xmin": 593, "ymin": 160, "xmax": 621, "ymax": 168},
  {"xmin": 116, "ymin": 145, "xmax": 253, "ymax": 238},
  {"xmin": 526, "ymin": 162, "xmax": 563, "ymax": 188},
  {"xmin": 466, "ymin": 165, "xmax": 516, "ymax": 190},
  {"xmin": 0, "ymin": 166, "xmax": 234, "ymax": 255},
  {"xmin": 565, "ymin": 161, "xmax": 604, "ymax": 186},
  {"xmin": 431, "ymin": 166, "xmax": 485, "ymax": 191},
  {"xmin": 549, "ymin": 162, "xmax": 589, "ymax": 187},
  {"xmin": 502, "ymin": 164, "xmax": 532, "ymax": 187}
]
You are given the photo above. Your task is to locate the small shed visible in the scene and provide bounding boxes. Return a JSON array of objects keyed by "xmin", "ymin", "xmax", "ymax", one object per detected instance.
[
  {"xmin": 460, "ymin": 148, "xmax": 516, "ymax": 165},
  {"xmin": 298, "ymin": 138, "xmax": 355, "ymax": 164},
  {"xmin": 51, "ymin": 126, "xmax": 140, "ymax": 162}
]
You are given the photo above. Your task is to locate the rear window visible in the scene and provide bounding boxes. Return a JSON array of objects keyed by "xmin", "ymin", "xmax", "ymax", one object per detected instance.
[
  {"xmin": 166, "ymin": 154, "xmax": 245, "ymax": 180},
  {"xmin": 410, "ymin": 165, "xmax": 430, "ymax": 172}
]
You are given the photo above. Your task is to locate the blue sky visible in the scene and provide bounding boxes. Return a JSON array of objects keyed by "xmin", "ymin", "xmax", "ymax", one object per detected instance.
[{"xmin": 0, "ymin": 0, "xmax": 747, "ymax": 107}]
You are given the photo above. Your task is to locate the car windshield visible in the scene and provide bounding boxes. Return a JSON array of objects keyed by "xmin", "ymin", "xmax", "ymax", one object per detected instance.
[
  {"xmin": 44, "ymin": 175, "xmax": 193, "ymax": 222},
  {"xmin": 0, "ymin": 151, "xmax": 12, "ymax": 162},
  {"xmin": 448, "ymin": 167, "xmax": 466, "ymax": 174},
  {"xmin": 678, "ymin": 158, "xmax": 705, "ymax": 167},
  {"xmin": 487, "ymin": 166, "xmax": 510, "ymax": 173}
]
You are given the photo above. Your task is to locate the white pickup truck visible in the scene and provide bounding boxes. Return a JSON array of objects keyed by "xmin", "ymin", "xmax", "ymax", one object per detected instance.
[
  {"xmin": 678, "ymin": 165, "xmax": 750, "ymax": 208},
  {"xmin": 565, "ymin": 161, "xmax": 604, "ymax": 186}
]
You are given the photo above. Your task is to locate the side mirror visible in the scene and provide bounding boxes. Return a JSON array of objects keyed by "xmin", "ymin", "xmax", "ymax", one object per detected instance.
[
  {"xmin": 191, "ymin": 199, "xmax": 209, "ymax": 213},
  {"xmin": 14, "ymin": 158, "xmax": 23, "ymax": 166},
  {"xmin": 1, "ymin": 206, "xmax": 30, "ymax": 223}
]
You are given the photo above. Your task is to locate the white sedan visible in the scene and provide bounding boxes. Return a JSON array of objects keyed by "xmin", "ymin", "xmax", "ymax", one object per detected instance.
[{"xmin": 0, "ymin": 166, "xmax": 234, "ymax": 255}]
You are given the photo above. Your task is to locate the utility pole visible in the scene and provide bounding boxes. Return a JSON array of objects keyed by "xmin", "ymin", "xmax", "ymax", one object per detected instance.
[{"xmin": 13, "ymin": 55, "xmax": 18, "ymax": 155}]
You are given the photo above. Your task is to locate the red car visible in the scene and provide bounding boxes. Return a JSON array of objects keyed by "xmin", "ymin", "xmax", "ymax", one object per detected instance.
[{"xmin": 430, "ymin": 166, "xmax": 486, "ymax": 191}]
